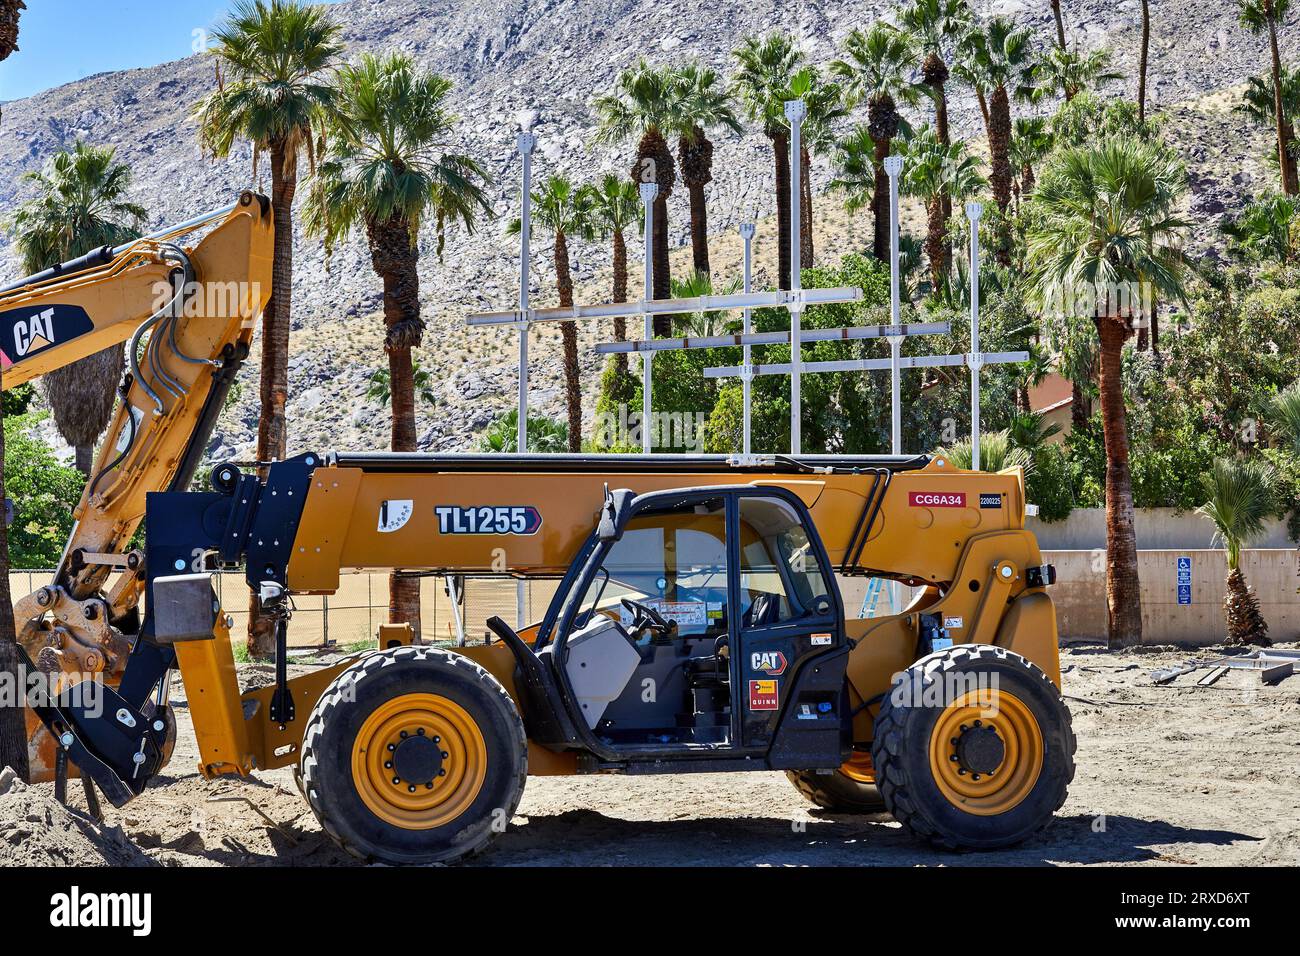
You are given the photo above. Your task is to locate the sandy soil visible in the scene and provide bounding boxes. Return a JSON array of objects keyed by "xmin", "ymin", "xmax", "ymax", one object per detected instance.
[{"xmin": 3, "ymin": 643, "xmax": 1297, "ymax": 867}]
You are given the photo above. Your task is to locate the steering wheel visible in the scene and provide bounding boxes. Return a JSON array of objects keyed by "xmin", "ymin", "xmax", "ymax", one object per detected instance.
[{"xmin": 620, "ymin": 598, "xmax": 677, "ymax": 638}]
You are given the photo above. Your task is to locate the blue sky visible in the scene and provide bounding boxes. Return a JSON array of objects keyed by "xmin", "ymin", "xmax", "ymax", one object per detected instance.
[{"xmin": 0, "ymin": 1, "xmax": 342, "ymax": 102}]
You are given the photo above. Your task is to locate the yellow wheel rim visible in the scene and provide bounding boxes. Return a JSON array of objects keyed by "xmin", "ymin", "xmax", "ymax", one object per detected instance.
[
  {"xmin": 928, "ymin": 690, "xmax": 1043, "ymax": 816},
  {"xmin": 840, "ymin": 750, "xmax": 876, "ymax": 785},
  {"xmin": 351, "ymin": 693, "xmax": 487, "ymax": 830}
]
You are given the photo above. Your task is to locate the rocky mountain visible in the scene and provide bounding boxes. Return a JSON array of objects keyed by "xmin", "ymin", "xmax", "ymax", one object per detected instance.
[{"xmin": 0, "ymin": 0, "xmax": 1293, "ymax": 460}]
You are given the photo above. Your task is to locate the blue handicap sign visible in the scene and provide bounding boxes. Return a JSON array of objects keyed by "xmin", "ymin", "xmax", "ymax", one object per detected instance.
[
  {"xmin": 1177, "ymin": 583, "xmax": 1192, "ymax": 606},
  {"xmin": 1176, "ymin": 555, "xmax": 1192, "ymax": 586}
]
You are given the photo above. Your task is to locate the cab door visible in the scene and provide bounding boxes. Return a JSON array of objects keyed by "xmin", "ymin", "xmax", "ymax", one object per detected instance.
[{"xmin": 729, "ymin": 490, "xmax": 850, "ymax": 764}]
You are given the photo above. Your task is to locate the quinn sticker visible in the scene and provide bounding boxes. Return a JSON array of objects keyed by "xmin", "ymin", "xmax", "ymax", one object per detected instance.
[{"xmin": 749, "ymin": 679, "xmax": 779, "ymax": 711}]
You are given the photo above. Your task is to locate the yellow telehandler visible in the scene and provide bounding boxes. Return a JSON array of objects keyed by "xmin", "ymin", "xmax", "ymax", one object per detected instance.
[{"xmin": 1, "ymin": 193, "xmax": 1074, "ymax": 864}]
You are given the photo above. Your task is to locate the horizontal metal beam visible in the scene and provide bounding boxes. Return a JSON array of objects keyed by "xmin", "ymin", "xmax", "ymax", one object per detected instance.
[
  {"xmin": 703, "ymin": 350, "xmax": 1030, "ymax": 379},
  {"xmin": 595, "ymin": 321, "xmax": 952, "ymax": 354},
  {"xmin": 466, "ymin": 286, "xmax": 865, "ymax": 327}
]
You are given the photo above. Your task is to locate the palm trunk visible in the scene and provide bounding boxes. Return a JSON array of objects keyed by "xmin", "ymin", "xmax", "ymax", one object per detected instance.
[
  {"xmin": 924, "ymin": 53, "xmax": 954, "ymax": 242},
  {"xmin": 555, "ymin": 230, "xmax": 582, "ymax": 452},
  {"xmin": 652, "ymin": 194, "xmax": 672, "ymax": 335},
  {"xmin": 988, "ymin": 86, "xmax": 1014, "ymax": 266},
  {"xmin": 247, "ymin": 139, "xmax": 297, "ymax": 658},
  {"xmin": 872, "ymin": 135, "xmax": 890, "ymax": 263},
  {"xmin": 1267, "ymin": 14, "xmax": 1299, "ymax": 195},
  {"xmin": 1050, "ymin": 0, "xmax": 1067, "ymax": 51},
  {"xmin": 1071, "ymin": 380, "xmax": 1089, "ymax": 427},
  {"xmin": 925, "ymin": 193, "xmax": 946, "ymax": 290},
  {"xmin": 680, "ymin": 128, "xmax": 713, "ymax": 278},
  {"xmin": 74, "ymin": 443, "xmax": 93, "ymax": 476},
  {"xmin": 371, "ymin": 216, "xmax": 424, "ymax": 638},
  {"xmin": 612, "ymin": 229, "xmax": 629, "ymax": 382},
  {"xmin": 1096, "ymin": 315, "xmax": 1142, "ymax": 647},
  {"xmin": 772, "ymin": 128, "xmax": 792, "ymax": 290},
  {"xmin": 800, "ymin": 144, "xmax": 814, "ymax": 269},
  {"xmin": 1138, "ymin": 0, "xmax": 1150, "ymax": 124},
  {"xmin": 0, "ymin": 397, "xmax": 30, "ymax": 782}
]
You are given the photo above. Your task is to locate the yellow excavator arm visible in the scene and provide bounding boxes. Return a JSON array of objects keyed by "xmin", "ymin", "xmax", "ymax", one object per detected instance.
[{"xmin": 1, "ymin": 192, "xmax": 272, "ymax": 777}]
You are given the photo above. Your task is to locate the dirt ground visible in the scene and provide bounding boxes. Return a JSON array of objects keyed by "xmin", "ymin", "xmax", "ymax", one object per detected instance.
[{"xmin": 3, "ymin": 642, "xmax": 1298, "ymax": 867}]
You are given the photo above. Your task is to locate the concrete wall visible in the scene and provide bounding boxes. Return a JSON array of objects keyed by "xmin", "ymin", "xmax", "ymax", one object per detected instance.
[
  {"xmin": 1043, "ymin": 549, "xmax": 1299, "ymax": 645},
  {"xmin": 1028, "ymin": 508, "xmax": 1295, "ymax": 551}
]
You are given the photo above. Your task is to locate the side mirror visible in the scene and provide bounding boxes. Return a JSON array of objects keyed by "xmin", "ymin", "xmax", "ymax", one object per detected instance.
[{"xmin": 598, "ymin": 486, "xmax": 636, "ymax": 542}]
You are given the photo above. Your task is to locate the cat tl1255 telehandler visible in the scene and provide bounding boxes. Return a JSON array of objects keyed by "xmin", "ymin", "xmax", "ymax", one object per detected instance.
[{"xmin": 2, "ymin": 193, "xmax": 1075, "ymax": 865}]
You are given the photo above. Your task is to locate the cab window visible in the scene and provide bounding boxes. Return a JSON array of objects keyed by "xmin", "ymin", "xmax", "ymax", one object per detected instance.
[
  {"xmin": 576, "ymin": 497, "xmax": 728, "ymax": 640},
  {"xmin": 738, "ymin": 496, "xmax": 832, "ymax": 626}
]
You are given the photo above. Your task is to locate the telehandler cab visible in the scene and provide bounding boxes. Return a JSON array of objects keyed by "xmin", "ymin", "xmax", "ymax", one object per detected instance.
[{"xmin": 1, "ymin": 193, "xmax": 1075, "ymax": 865}]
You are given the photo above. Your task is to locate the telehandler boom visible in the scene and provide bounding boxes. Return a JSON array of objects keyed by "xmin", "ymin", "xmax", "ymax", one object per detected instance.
[{"xmin": 3, "ymin": 193, "xmax": 1074, "ymax": 865}]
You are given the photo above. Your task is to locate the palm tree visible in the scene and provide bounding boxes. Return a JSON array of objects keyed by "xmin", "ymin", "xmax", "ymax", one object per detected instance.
[
  {"xmin": 1269, "ymin": 382, "xmax": 1300, "ymax": 455},
  {"xmin": 9, "ymin": 141, "xmax": 147, "ymax": 475},
  {"xmin": 195, "ymin": 0, "xmax": 341, "ymax": 477},
  {"xmin": 594, "ymin": 59, "xmax": 682, "ymax": 333},
  {"xmin": 955, "ymin": 15, "xmax": 1036, "ymax": 256},
  {"xmin": 732, "ymin": 32, "xmax": 805, "ymax": 290},
  {"xmin": 1032, "ymin": 45, "xmax": 1122, "ymax": 103},
  {"xmin": 901, "ymin": 0, "xmax": 973, "ymax": 234},
  {"xmin": 787, "ymin": 67, "xmax": 848, "ymax": 268},
  {"xmin": 895, "ymin": 125, "xmax": 985, "ymax": 289},
  {"xmin": 1007, "ymin": 409, "xmax": 1063, "ymax": 453},
  {"xmin": 586, "ymin": 174, "xmax": 642, "ymax": 395},
  {"xmin": 1238, "ymin": 0, "xmax": 1298, "ymax": 194},
  {"xmin": 1138, "ymin": 0, "xmax": 1151, "ymax": 123},
  {"xmin": 1238, "ymin": 66, "xmax": 1300, "ymax": 193},
  {"xmin": 306, "ymin": 52, "xmax": 490, "ymax": 640},
  {"xmin": 0, "ymin": 0, "xmax": 27, "ymax": 787},
  {"xmin": 902, "ymin": 0, "xmax": 972, "ymax": 147},
  {"xmin": 831, "ymin": 24, "xmax": 921, "ymax": 263},
  {"xmin": 1028, "ymin": 138, "xmax": 1191, "ymax": 648},
  {"xmin": 670, "ymin": 272, "xmax": 741, "ymax": 337},
  {"xmin": 508, "ymin": 175, "xmax": 592, "ymax": 452},
  {"xmin": 366, "ymin": 361, "xmax": 437, "ymax": 407},
  {"xmin": 673, "ymin": 61, "xmax": 742, "ymax": 279},
  {"xmin": 1222, "ymin": 192, "xmax": 1299, "ymax": 263},
  {"xmin": 1197, "ymin": 457, "xmax": 1276, "ymax": 645},
  {"xmin": 1009, "ymin": 116, "xmax": 1053, "ymax": 205},
  {"xmin": 478, "ymin": 408, "xmax": 569, "ymax": 453}
]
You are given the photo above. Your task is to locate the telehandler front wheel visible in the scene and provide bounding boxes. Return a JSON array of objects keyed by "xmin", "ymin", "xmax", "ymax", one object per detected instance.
[
  {"xmin": 872, "ymin": 644, "xmax": 1075, "ymax": 851},
  {"xmin": 786, "ymin": 751, "xmax": 887, "ymax": 813},
  {"xmin": 299, "ymin": 645, "xmax": 527, "ymax": 865}
]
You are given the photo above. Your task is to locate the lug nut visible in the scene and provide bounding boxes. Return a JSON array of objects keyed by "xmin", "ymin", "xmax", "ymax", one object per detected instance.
[
  {"xmin": 408, "ymin": 785, "xmax": 416, "ymax": 793},
  {"xmin": 440, "ymin": 751, "xmax": 449, "ymax": 759},
  {"xmin": 438, "ymin": 769, "xmax": 446, "ymax": 777},
  {"xmin": 384, "ymin": 761, "xmax": 392, "ymax": 769},
  {"xmin": 387, "ymin": 743, "xmax": 395, "ymax": 752},
  {"xmin": 392, "ymin": 776, "xmax": 400, "ymax": 785}
]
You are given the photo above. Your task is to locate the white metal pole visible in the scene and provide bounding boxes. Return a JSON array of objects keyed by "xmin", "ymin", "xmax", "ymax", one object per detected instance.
[
  {"xmin": 884, "ymin": 156, "xmax": 904, "ymax": 457},
  {"xmin": 639, "ymin": 182, "xmax": 658, "ymax": 454},
  {"xmin": 966, "ymin": 201, "xmax": 984, "ymax": 471},
  {"xmin": 785, "ymin": 99, "xmax": 807, "ymax": 455},
  {"xmin": 515, "ymin": 128, "xmax": 536, "ymax": 629},
  {"xmin": 740, "ymin": 222, "xmax": 756, "ymax": 457},
  {"xmin": 516, "ymin": 130, "xmax": 536, "ymax": 455}
]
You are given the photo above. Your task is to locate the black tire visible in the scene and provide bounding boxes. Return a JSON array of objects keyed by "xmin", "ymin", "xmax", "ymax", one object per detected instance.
[
  {"xmin": 786, "ymin": 767, "xmax": 887, "ymax": 813},
  {"xmin": 299, "ymin": 645, "xmax": 527, "ymax": 865},
  {"xmin": 872, "ymin": 644, "xmax": 1075, "ymax": 851}
]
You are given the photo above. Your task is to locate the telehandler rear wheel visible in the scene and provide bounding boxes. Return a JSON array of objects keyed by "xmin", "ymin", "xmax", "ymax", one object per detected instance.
[
  {"xmin": 299, "ymin": 645, "xmax": 527, "ymax": 865},
  {"xmin": 786, "ymin": 752, "xmax": 887, "ymax": 813},
  {"xmin": 872, "ymin": 644, "xmax": 1075, "ymax": 851}
]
